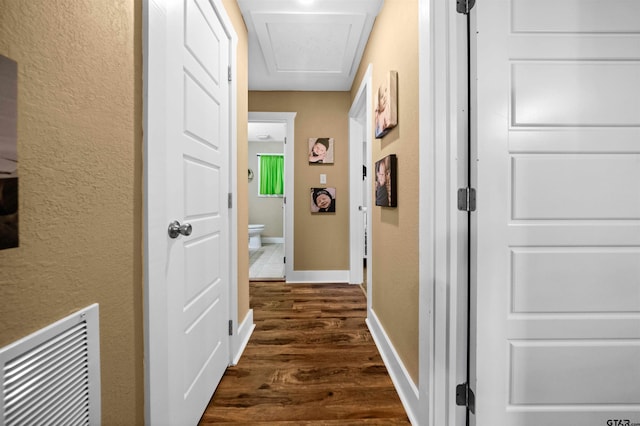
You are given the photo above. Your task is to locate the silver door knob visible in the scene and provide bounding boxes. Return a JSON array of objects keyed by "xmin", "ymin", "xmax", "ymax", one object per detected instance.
[{"xmin": 168, "ymin": 220, "xmax": 192, "ymax": 239}]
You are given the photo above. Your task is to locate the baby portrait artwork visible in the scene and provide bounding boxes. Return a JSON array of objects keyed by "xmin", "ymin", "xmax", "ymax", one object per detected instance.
[
  {"xmin": 308, "ymin": 137, "xmax": 334, "ymax": 164},
  {"xmin": 375, "ymin": 154, "xmax": 397, "ymax": 207},
  {"xmin": 375, "ymin": 71, "xmax": 398, "ymax": 139},
  {"xmin": 310, "ymin": 187, "xmax": 336, "ymax": 213}
]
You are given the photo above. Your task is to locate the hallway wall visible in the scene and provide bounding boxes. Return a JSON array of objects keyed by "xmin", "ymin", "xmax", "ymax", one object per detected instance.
[
  {"xmin": 249, "ymin": 92, "xmax": 351, "ymax": 272},
  {"xmin": 351, "ymin": 0, "xmax": 420, "ymax": 384},
  {"xmin": 0, "ymin": 0, "xmax": 249, "ymax": 424},
  {"xmin": 0, "ymin": 1, "xmax": 143, "ymax": 424}
]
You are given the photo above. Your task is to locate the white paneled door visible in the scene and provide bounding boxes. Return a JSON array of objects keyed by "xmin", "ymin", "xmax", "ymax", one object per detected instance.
[
  {"xmin": 472, "ymin": 0, "xmax": 640, "ymax": 425},
  {"xmin": 146, "ymin": 0, "xmax": 231, "ymax": 424}
]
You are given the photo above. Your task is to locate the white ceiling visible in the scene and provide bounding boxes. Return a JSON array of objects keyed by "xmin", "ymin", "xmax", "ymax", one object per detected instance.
[
  {"xmin": 248, "ymin": 122, "xmax": 287, "ymax": 142},
  {"xmin": 237, "ymin": 0, "xmax": 384, "ymax": 91}
]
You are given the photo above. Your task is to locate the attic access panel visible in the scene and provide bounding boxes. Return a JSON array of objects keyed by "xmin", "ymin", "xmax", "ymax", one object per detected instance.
[{"xmin": 252, "ymin": 12, "xmax": 366, "ymax": 78}]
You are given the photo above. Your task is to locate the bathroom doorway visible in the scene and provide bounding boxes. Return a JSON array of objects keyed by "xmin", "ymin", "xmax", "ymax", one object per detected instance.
[{"xmin": 247, "ymin": 112, "xmax": 296, "ymax": 281}]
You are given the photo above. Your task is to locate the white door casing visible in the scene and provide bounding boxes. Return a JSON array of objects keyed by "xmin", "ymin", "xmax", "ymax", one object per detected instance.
[
  {"xmin": 248, "ymin": 112, "xmax": 296, "ymax": 280},
  {"xmin": 472, "ymin": 1, "xmax": 640, "ymax": 425},
  {"xmin": 349, "ymin": 64, "xmax": 372, "ymax": 288},
  {"xmin": 144, "ymin": 0, "xmax": 236, "ymax": 424}
]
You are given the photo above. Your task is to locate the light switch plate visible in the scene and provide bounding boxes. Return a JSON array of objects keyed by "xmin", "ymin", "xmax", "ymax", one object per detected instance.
[{"xmin": 320, "ymin": 174, "xmax": 327, "ymax": 184}]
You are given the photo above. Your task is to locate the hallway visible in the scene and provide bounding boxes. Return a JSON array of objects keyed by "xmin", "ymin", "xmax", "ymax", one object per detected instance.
[{"xmin": 199, "ymin": 281, "xmax": 409, "ymax": 424}]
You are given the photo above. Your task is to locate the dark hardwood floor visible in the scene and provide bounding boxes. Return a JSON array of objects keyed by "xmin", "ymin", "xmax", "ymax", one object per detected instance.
[{"xmin": 199, "ymin": 281, "xmax": 410, "ymax": 425}]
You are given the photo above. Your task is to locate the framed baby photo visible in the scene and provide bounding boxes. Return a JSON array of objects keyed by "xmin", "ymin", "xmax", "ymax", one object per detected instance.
[
  {"xmin": 374, "ymin": 154, "xmax": 397, "ymax": 207},
  {"xmin": 308, "ymin": 137, "xmax": 334, "ymax": 164},
  {"xmin": 374, "ymin": 71, "xmax": 398, "ymax": 139},
  {"xmin": 310, "ymin": 187, "xmax": 336, "ymax": 213}
]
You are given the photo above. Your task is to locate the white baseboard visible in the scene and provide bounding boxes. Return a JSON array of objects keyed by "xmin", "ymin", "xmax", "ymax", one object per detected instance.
[
  {"xmin": 367, "ymin": 309, "xmax": 420, "ymax": 425},
  {"xmin": 231, "ymin": 309, "xmax": 255, "ymax": 366},
  {"xmin": 262, "ymin": 237, "xmax": 284, "ymax": 244},
  {"xmin": 285, "ymin": 269, "xmax": 350, "ymax": 284}
]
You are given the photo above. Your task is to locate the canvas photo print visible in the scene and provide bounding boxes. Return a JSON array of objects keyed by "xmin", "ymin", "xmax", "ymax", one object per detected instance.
[
  {"xmin": 310, "ymin": 187, "xmax": 336, "ymax": 213},
  {"xmin": 0, "ymin": 54, "xmax": 18, "ymax": 250},
  {"xmin": 308, "ymin": 137, "xmax": 334, "ymax": 164},
  {"xmin": 375, "ymin": 71, "xmax": 398, "ymax": 139},
  {"xmin": 375, "ymin": 154, "xmax": 397, "ymax": 207}
]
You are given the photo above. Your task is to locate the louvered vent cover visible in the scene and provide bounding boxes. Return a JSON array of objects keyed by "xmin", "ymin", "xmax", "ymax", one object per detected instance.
[{"xmin": 1, "ymin": 304, "xmax": 101, "ymax": 426}]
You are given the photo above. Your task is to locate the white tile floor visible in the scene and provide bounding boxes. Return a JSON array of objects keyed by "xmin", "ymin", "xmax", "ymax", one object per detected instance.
[{"xmin": 249, "ymin": 243, "xmax": 284, "ymax": 279}]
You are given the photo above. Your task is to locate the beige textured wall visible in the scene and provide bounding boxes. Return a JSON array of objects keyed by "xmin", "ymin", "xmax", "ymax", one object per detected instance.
[
  {"xmin": 351, "ymin": 0, "xmax": 420, "ymax": 383},
  {"xmin": 0, "ymin": 1, "xmax": 144, "ymax": 424},
  {"xmin": 248, "ymin": 141, "xmax": 284, "ymax": 238},
  {"xmin": 249, "ymin": 92, "xmax": 351, "ymax": 271},
  {"xmin": 222, "ymin": 0, "xmax": 250, "ymax": 322}
]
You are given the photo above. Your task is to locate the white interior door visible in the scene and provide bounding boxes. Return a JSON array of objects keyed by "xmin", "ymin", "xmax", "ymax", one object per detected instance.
[
  {"xmin": 472, "ymin": 1, "xmax": 640, "ymax": 425},
  {"xmin": 145, "ymin": 0, "xmax": 231, "ymax": 424}
]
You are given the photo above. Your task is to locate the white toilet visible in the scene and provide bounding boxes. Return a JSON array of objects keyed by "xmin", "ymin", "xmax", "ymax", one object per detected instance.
[{"xmin": 248, "ymin": 224, "xmax": 265, "ymax": 250}]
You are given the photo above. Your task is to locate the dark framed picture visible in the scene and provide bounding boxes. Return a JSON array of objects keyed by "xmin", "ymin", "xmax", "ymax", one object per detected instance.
[
  {"xmin": 308, "ymin": 137, "xmax": 334, "ymax": 164},
  {"xmin": 374, "ymin": 154, "xmax": 397, "ymax": 207},
  {"xmin": 375, "ymin": 71, "xmax": 398, "ymax": 139},
  {"xmin": 310, "ymin": 187, "xmax": 336, "ymax": 213},
  {"xmin": 0, "ymin": 54, "xmax": 18, "ymax": 250}
]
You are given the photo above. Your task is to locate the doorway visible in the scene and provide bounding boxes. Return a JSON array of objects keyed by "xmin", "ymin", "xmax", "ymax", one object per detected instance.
[
  {"xmin": 349, "ymin": 65, "xmax": 373, "ymax": 301},
  {"xmin": 248, "ymin": 121, "xmax": 285, "ymax": 280},
  {"xmin": 248, "ymin": 112, "xmax": 296, "ymax": 281}
]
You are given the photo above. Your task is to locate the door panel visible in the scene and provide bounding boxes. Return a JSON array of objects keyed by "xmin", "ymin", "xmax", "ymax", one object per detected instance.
[
  {"xmin": 473, "ymin": 0, "xmax": 640, "ymax": 424},
  {"xmin": 510, "ymin": 0, "xmax": 640, "ymax": 33},
  {"xmin": 164, "ymin": 0, "xmax": 230, "ymax": 423}
]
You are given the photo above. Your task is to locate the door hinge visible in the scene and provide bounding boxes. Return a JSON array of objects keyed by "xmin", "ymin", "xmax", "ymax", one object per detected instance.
[
  {"xmin": 456, "ymin": 383, "xmax": 476, "ymax": 413},
  {"xmin": 228, "ymin": 320, "xmax": 233, "ymax": 336},
  {"xmin": 283, "ymin": 256, "xmax": 286, "ymax": 264},
  {"xmin": 284, "ymin": 137, "xmax": 287, "ymax": 144},
  {"xmin": 228, "ymin": 65, "xmax": 232, "ymax": 82},
  {"xmin": 457, "ymin": 187, "xmax": 476, "ymax": 212},
  {"xmin": 228, "ymin": 193, "xmax": 232, "ymax": 208},
  {"xmin": 456, "ymin": 0, "xmax": 476, "ymax": 14}
]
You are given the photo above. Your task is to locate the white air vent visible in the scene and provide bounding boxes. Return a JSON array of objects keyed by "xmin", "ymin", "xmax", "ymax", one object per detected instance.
[{"xmin": 1, "ymin": 304, "xmax": 101, "ymax": 426}]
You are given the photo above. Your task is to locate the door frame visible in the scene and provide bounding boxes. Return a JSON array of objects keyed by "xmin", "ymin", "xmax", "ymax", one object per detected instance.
[
  {"xmin": 142, "ymin": 0, "xmax": 238, "ymax": 423},
  {"xmin": 418, "ymin": 0, "xmax": 469, "ymax": 425},
  {"xmin": 248, "ymin": 112, "xmax": 296, "ymax": 280},
  {"xmin": 348, "ymin": 64, "xmax": 372, "ymax": 291}
]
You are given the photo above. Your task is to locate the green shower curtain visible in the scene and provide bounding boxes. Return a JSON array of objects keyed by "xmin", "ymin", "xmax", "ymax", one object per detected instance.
[{"xmin": 259, "ymin": 154, "xmax": 284, "ymax": 196}]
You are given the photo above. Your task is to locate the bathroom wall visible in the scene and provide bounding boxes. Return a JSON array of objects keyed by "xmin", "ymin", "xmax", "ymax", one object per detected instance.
[{"xmin": 248, "ymin": 140, "xmax": 284, "ymax": 239}]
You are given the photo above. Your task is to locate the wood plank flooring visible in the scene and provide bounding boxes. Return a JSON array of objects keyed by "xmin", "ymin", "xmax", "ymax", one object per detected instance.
[{"xmin": 199, "ymin": 281, "xmax": 410, "ymax": 425}]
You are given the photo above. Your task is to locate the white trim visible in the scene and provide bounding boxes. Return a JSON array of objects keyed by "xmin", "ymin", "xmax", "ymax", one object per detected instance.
[
  {"xmin": 419, "ymin": 1, "xmax": 468, "ymax": 425},
  {"xmin": 262, "ymin": 237, "xmax": 284, "ymax": 244},
  {"xmin": 143, "ymin": 1, "xmax": 171, "ymax": 424},
  {"xmin": 222, "ymin": 0, "xmax": 240, "ymax": 369},
  {"xmin": 285, "ymin": 270, "xmax": 350, "ymax": 284},
  {"xmin": 418, "ymin": 0, "xmax": 436, "ymax": 424},
  {"xmin": 366, "ymin": 310, "xmax": 420, "ymax": 425},
  {"xmin": 231, "ymin": 309, "xmax": 255, "ymax": 366},
  {"xmin": 348, "ymin": 64, "xmax": 372, "ymax": 287},
  {"xmin": 248, "ymin": 112, "xmax": 296, "ymax": 282}
]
